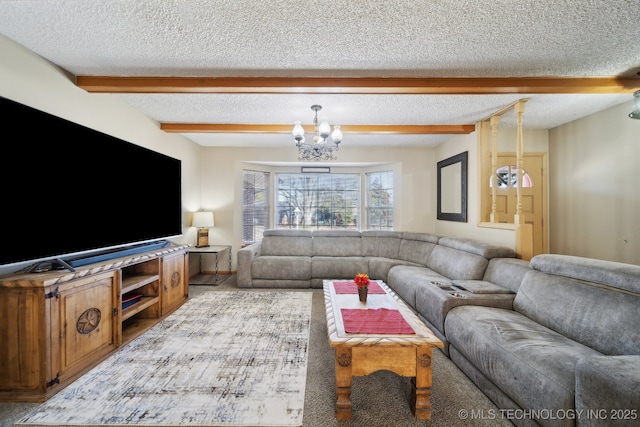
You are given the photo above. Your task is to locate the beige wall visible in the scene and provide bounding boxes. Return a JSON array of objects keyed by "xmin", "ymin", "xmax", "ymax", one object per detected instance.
[
  {"xmin": 434, "ymin": 131, "xmax": 518, "ymax": 249},
  {"xmin": 0, "ymin": 35, "xmax": 202, "ymax": 275},
  {"xmin": 549, "ymin": 100, "xmax": 640, "ymax": 264},
  {"xmin": 434, "ymin": 102, "xmax": 639, "ymax": 265},
  {"xmin": 198, "ymin": 145, "xmax": 437, "ymax": 271},
  {"xmin": 433, "ymin": 126, "xmax": 550, "ymax": 252}
]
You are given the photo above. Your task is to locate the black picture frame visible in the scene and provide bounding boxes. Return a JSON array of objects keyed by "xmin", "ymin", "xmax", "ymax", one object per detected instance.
[{"xmin": 437, "ymin": 151, "xmax": 468, "ymax": 222}]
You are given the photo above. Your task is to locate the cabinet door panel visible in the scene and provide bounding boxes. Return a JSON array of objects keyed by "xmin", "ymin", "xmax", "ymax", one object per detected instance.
[
  {"xmin": 57, "ymin": 274, "xmax": 117, "ymax": 381},
  {"xmin": 0, "ymin": 289, "xmax": 44, "ymax": 392},
  {"xmin": 162, "ymin": 253, "xmax": 187, "ymax": 315}
]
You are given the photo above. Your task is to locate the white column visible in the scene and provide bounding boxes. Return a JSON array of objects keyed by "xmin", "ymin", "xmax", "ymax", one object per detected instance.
[
  {"xmin": 489, "ymin": 115, "xmax": 499, "ymax": 223},
  {"xmin": 513, "ymin": 100, "xmax": 525, "ymax": 225}
]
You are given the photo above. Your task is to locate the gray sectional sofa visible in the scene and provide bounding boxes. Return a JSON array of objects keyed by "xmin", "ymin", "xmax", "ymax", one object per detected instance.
[{"xmin": 237, "ymin": 229, "xmax": 640, "ymax": 426}]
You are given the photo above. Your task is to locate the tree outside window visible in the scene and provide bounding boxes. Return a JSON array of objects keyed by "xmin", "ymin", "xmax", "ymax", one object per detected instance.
[
  {"xmin": 367, "ymin": 171, "xmax": 394, "ymax": 230},
  {"xmin": 276, "ymin": 173, "xmax": 359, "ymax": 230}
]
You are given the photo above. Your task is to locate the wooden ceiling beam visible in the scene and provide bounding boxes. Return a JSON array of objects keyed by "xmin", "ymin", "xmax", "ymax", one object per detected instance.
[
  {"xmin": 76, "ymin": 76, "xmax": 640, "ymax": 94},
  {"xmin": 160, "ymin": 123, "xmax": 475, "ymax": 135}
]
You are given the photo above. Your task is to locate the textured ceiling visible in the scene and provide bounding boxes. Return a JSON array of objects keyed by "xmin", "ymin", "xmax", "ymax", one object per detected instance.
[{"xmin": 1, "ymin": 0, "xmax": 639, "ymax": 148}]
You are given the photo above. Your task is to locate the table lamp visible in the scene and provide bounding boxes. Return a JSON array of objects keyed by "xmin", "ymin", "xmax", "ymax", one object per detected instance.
[{"xmin": 192, "ymin": 211, "xmax": 215, "ymax": 247}]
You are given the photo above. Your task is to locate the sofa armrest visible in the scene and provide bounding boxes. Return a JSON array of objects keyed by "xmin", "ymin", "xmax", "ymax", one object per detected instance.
[
  {"xmin": 575, "ymin": 355, "xmax": 640, "ymax": 427},
  {"xmin": 237, "ymin": 242, "xmax": 262, "ymax": 288}
]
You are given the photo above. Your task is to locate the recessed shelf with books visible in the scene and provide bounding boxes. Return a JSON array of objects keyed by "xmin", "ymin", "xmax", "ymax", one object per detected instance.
[{"xmin": 120, "ymin": 259, "xmax": 161, "ymax": 322}]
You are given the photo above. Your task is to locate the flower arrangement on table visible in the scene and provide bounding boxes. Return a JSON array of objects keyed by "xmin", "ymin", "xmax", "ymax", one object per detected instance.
[
  {"xmin": 354, "ymin": 273, "xmax": 370, "ymax": 288},
  {"xmin": 354, "ymin": 273, "xmax": 370, "ymax": 302}
]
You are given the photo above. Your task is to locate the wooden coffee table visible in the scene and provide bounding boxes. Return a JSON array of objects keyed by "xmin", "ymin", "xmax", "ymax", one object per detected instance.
[{"xmin": 323, "ymin": 279, "xmax": 444, "ymax": 421}]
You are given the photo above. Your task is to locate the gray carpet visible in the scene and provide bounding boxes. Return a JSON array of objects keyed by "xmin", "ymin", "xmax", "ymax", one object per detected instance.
[{"xmin": 0, "ymin": 274, "xmax": 513, "ymax": 427}]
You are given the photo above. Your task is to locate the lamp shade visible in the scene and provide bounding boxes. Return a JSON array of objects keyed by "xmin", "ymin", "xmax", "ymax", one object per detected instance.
[{"xmin": 192, "ymin": 211, "xmax": 215, "ymax": 228}]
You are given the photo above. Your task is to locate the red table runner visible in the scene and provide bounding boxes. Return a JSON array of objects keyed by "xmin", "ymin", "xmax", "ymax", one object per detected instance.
[
  {"xmin": 341, "ymin": 308, "xmax": 415, "ymax": 334},
  {"xmin": 333, "ymin": 281, "xmax": 386, "ymax": 294}
]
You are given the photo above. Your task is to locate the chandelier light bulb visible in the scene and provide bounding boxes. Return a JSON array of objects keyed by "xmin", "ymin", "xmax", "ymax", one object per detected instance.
[
  {"xmin": 318, "ymin": 121, "xmax": 331, "ymax": 139},
  {"xmin": 331, "ymin": 125, "xmax": 342, "ymax": 143},
  {"xmin": 292, "ymin": 121, "xmax": 305, "ymax": 140}
]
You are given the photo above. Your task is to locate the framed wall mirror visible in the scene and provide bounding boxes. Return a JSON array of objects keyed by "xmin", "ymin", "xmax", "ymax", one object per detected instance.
[{"xmin": 437, "ymin": 151, "xmax": 468, "ymax": 222}]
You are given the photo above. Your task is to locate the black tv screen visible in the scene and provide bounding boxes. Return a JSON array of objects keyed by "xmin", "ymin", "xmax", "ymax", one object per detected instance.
[{"xmin": 0, "ymin": 96, "xmax": 182, "ymax": 270}]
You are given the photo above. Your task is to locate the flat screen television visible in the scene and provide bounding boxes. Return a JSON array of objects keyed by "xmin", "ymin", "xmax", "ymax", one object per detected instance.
[{"xmin": 0, "ymin": 96, "xmax": 182, "ymax": 272}]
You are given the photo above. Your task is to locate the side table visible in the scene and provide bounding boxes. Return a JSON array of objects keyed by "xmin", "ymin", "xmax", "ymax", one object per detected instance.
[{"xmin": 189, "ymin": 245, "xmax": 232, "ymax": 285}]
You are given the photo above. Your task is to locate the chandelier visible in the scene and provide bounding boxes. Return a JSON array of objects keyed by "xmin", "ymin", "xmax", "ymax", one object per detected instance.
[{"xmin": 292, "ymin": 105, "xmax": 343, "ymax": 161}]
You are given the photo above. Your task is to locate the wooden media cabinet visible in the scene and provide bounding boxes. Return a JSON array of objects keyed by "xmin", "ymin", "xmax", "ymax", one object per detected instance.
[{"xmin": 0, "ymin": 243, "xmax": 189, "ymax": 402}]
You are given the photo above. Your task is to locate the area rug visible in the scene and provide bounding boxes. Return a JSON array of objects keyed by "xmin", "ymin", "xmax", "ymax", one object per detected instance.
[{"xmin": 17, "ymin": 291, "xmax": 312, "ymax": 427}]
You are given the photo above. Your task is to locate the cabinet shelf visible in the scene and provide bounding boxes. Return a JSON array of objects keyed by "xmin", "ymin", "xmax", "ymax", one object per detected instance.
[
  {"xmin": 121, "ymin": 295, "xmax": 160, "ymax": 321},
  {"xmin": 121, "ymin": 317, "xmax": 158, "ymax": 346},
  {"xmin": 121, "ymin": 274, "xmax": 160, "ymax": 295}
]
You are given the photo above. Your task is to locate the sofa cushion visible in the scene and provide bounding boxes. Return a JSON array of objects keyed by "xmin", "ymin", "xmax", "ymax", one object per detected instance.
[
  {"xmin": 251, "ymin": 255, "xmax": 311, "ymax": 280},
  {"xmin": 437, "ymin": 236, "xmax": 516, "ymax": 259},
  {"xmin": 427, "ymin": 245, "xmax": 488, "ymax": 280},
  {"xmin": 397, "ymin": 232, "xmax": 439, "ymax": 265},
  {"xmin": 531, "ymin": 254, "xmax": 640, "ymax": 294},
  {"xmin": 575, "ymin": 355, "xmax": 640, "ymax": 427},
  {"xmin": 445, "ymin": 306, "xmax": 603, "ymax": 424},
  {"xmin": 261, "ymin": 229, "xmax": 312, "ymax": 256},
  {"xmin": 367, "ymin": 257, "xmax": 417, "ymax": 281},
  {"xmin": 312, "ymin": 230, "xmax": 362, "ymax": 256},
  {"xmin": 416, "ymin": 281, "xmax": 515, "ymax": 336},
  {"xmin": 452, "ymin": 280, "xmax": 514, "ymax": 294},
  {"xmin": 447, "ymin": 346, "xmax": 528, "ymax": 421},
  {"xmin": 361, "ymin": 230, "xmax": 403, "ymax": 258},
  {"xmin": 311, "ymin": 256, "xmax": 369, "ymax": 279},
  {"xmin": 482, "ymin": 257, "xmax": 532, "ymax": 293},
  {"xmin": 387, "ymin": 265, "xmax": 449, "ymax": 308},
  {"xmin": 513, "ymin": 270, "xmax": 640, "ymax": 355}
]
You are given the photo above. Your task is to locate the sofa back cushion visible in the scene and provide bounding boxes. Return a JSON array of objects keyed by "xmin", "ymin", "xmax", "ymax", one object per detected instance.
[
  {"xmin": 361, "ymin": 230, "xmax": 403, "ymax": 258},
  {"xmin": 427, "ymin": 245, "xmax": 488, "ymax": 280},
  {"xmin": 482, "ymin": 258, "xmax": 532, "ymax": 293},
  {"xmin": 437, "ymin": 236, "xmax": 516, "ymax": 259},
  {"xmin": 312, "ymin": 230, "xmax": 362, "ymax": 256},
  {"xmin": 514, "ymin": 270, "xmax": 640, "ymax": 355},
  {"xmin": 531, "ymin": 254, "xmax": 640, "ymax": 295},
  {"xmin": 261, "ymin": 229, "xmax": 313, "ymax": 256},
  {"xmin": 397, "ymin": 232, "xmax": 439, "ymax": 265}
]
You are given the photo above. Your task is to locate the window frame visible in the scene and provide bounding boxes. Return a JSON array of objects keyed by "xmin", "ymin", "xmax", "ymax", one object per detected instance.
[
  {"xmin": 241, "ymin": 169, "xmax": 270, "ymax": 245},
  {"xmin": 274, "ymin": 172, "xmax": 361, "ymax": 231},
  {"xmin": 365, "ymin": 170, "xmax": 395, "ymax": 230}
]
